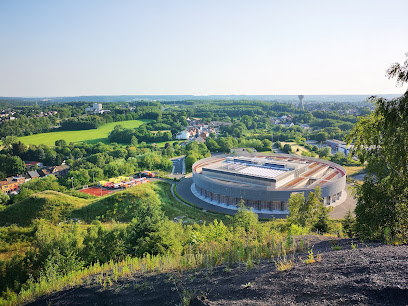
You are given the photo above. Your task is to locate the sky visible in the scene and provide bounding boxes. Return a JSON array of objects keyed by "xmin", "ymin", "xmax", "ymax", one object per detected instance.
[{"xmin": 0, "ymin": 0, "xmax": 407, "ymax": 97}]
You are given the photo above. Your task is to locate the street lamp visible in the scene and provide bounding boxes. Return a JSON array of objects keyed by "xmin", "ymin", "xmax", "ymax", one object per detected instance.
[
  {"xmin": 71, "ymin": 176, "xmax": 74, "ymax": 189},
  {"xmin": 92, "ymin": 172, "xmax": 95, "ymax": 185}
]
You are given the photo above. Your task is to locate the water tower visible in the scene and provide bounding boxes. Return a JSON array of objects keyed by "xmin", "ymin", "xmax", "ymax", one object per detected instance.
[{"xmin": 298, "ymin": 95, "xmax": 305, "ymax": 110}]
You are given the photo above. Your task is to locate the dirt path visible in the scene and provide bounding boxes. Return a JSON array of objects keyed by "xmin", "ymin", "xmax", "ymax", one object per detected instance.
[{"xmin": 28, "ymin": 238, "xmax": 408, "ymax": 306}]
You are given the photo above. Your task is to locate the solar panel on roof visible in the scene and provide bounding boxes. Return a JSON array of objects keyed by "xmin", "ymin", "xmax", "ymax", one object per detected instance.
[
  {"xmin": 238, "ymin": 166, "xmax": 286, "ymax": 179},
  {"xmin": 264, "ymin": 163, "xmax": 285, "ymax": 169},
  {"xmin": 233, "ymin": 159, "xmax": 252, "ymax": 165}
]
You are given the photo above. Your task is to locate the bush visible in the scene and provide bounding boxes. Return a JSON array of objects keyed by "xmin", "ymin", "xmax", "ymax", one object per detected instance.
[{"xmin": 282, "ymin": 144, "xmax": 292, "ymax": 153}]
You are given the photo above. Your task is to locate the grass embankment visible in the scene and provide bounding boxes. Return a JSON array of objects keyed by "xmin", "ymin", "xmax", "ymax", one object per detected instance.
[
  {"xmin": 0, "ymin": 182, "xmax": 228, "ymax": 227},
  {"xmin": 159, "ymin": 182, "xmax": 231, "ymax": 225},
  {"xmin": 17, "ymin": 119, "xmax": 151, "ymax": 146},
  {"xmin": 0, "ymin": 191, "xmax": 90, "ymax": 226}
]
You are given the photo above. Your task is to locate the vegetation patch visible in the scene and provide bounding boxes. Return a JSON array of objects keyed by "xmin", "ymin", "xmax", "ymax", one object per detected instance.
[{"xmin": 18, "ymin": 119, "xmax": 150, "ymax": 146}]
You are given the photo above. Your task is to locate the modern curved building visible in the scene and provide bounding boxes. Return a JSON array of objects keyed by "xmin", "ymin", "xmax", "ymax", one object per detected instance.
[{"xmin": 192, "ymin": 154, "xmax": 346, "ymax": 214}]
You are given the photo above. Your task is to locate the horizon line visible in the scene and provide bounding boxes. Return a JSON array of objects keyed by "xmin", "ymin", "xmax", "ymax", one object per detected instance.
[{"xmin": 0, "ymin": 93, "xmax": 404, "ymax": 99}]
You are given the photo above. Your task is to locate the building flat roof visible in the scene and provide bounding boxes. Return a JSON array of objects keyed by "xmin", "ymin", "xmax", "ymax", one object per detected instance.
[
  {"xmin": 238, "ymin": 166, "xmax": 286, "ymax": 179},
  {"xmin": 197, "ymin": 155, "xmax": 345, "ymax": 190}
]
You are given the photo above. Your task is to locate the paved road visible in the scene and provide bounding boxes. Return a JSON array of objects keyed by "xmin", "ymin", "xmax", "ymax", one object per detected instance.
[
  {"xmin": 176, "ymin": 178, "xmax": 357, "ymax": 220},
  {"xmin": 171, "ymin": 157, "xmax": 185, "ymax": 175},
  {"xmin": 329, "ymin": 183, "xmax": 357, "ymax": 219}
]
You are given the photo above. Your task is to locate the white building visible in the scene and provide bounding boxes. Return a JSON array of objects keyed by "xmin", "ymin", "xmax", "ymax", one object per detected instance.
[
  {"xmin": 85, "ymin": 103, "xmax": 103, "ymax": 113},
  {"xmin": 176, "ymin": 130, "xmax": 191, "ymax": 140}
]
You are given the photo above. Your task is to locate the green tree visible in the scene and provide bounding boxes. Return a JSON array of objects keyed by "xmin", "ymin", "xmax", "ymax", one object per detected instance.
[
  {"xmin": 341, "ymin": 210, "xmax": 355, "ymax": 238},
  {"xmin": 318, "ymin": 147, "xmax": 331, "ymax": 158},
  {"xmin": 126, "ymin": 198, "xmax": 182, "ymax": 256},
  {"xmin": 262, "ymin": 139, "xmax": 272, "ymax": 151},
  {"xmin": 1, "ymin": 136, "xmax": 18, "ymax": 147},
  {"xmin": 331, "ymin": 151, "xmax": 346, "ymax": 165},
  {"xmin": 11, "ymin": 141, "xmax": 27, "ymax": 157},
  {"xmin": 232, "ymin": 200, "xmax": 259, "ymax": 232},
  {"xmin": 6, "ymin": 156, "xmax": 26, "ymax": 176},
  {"xmin": 55, "ymin": 139, "xmax": 67, "ymax": 147},
  {"xmin": 185, "ymin": 154, "xmax": 198, "ymax": 171},
  {"xmin": 282, "ymin": 143, "xmax": 292, "ymax": 153},
  {"xmin": 288, "ymin": 187, "xmax": 328, "ymax": 231},
  {"xmin": 130, "ymin": 135, "xmax": 138, "ymax": 147},
  {"xmin": 217, "ymin": 137, "xmax": 233, "ymax": 153},
  {"xmin": 205, "ymin": 138, "xmax": 220, "ymax": 152},
  {"xmin": 345, "ymin": 54, "xmax": 408, "ymax": 242},
  {"xmin": 0, "ymin": 193, "xmax": 10, "ymax": 205},
  {"xmin": 315, "ymin": 131, "xmax": 328, "ymax": 143}
]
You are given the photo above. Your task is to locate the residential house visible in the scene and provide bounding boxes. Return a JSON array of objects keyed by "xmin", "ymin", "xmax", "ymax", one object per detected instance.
[
  {"xmin": 0, "ymin": 178, "xmax": 19, "ymax": 194},
  {"xmin": 39, "ymin": 168, "xmax": 51, "ymax": 177},
  {"xmin": 12, "ymin": 176, "xmax": 25, "ymax": 185},
  {"xmin": 49, "ymin": 165, "xmax": 70, "ymax": 177},
  {"xmin": 200, "ymin": 131, "xmax": 209, "ymax": 139},
  {"xmin": 176, "ymin": 130, "xmax": 191, "ymax": 140},
  {"xmin": 25, "ymin": 161, "xmax": 43, "ymax": 168},
  {"xmin": 27, "ymin": 170, "xmax": 40, "ymax": 180}
]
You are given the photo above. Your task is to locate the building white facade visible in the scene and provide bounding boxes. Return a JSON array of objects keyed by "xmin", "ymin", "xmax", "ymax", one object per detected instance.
[
  {"xmin": 176, "ymin": 130, "xmax": 191, "ymax": 140},
  {"xmin": 85, "ymin": 103, "xmax": 103, "ymax": 113}
]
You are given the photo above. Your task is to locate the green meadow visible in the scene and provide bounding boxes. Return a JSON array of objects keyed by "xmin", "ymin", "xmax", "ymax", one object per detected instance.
[{"xmin": 17, "ymin": 119, "xmax": 151, "ymax": 146}]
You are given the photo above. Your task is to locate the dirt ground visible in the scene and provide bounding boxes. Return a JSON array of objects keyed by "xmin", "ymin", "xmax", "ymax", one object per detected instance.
[{"xmin": 28, "ymin": 237, "xmax": 408, "ymax": 306}]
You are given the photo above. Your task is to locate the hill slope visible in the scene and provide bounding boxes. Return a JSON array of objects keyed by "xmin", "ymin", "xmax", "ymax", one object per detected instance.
[
  {"xmin": 0, "ymin": 182, "xmax": 226, "ymax": 227},
  {"xmin": 0, "ymin": 191, "xmax": 90, "ymax": 226},
  {"xmin": 27, "ymin": 238, "xmax": 408, "ymax": 305}
]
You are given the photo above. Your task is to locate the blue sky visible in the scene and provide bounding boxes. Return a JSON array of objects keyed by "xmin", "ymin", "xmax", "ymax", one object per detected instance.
[{"xmin": 0, "ymin": 0, "xmax": 407, "ymax": 96}]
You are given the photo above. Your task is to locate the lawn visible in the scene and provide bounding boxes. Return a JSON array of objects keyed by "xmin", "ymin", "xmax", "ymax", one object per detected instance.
[
  {"xmin": 153, "ymin": 181, "xmax": 232, "ymax": 225},
  {"xmin": 17, "ymin": 119, "xmax": 151, "ymax": 146},
  {"xmin": 343, "ymin": 165, "xmax": 365, "ymax": 176},
  {"xmin": 153, "ymin": 140, "xmax": 179, "ymax": 148}
]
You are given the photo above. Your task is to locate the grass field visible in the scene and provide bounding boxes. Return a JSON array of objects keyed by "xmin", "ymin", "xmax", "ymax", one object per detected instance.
[
  {"xmin": 153, "ymin": 140, "xmax": 179, "ymax": 147},
  {"xmin": 17, "ymin": 119, "xmax": 151, "ymax": 146},
  {"xmin": 343, "ymin": 165, "xmax": 365, "ymax": 176}
]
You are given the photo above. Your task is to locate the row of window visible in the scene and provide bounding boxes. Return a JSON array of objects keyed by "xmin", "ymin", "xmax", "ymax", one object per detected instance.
[
  {"xmin": 196, "ymin": 186, "xmax": 288, "ymax": 211},
  {"xmin": 324, "ymin": 191, "xmax": 342, "ymax": 205}
]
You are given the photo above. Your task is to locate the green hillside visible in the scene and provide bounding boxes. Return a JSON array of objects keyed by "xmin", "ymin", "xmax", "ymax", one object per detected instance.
[
  {"xmin": 72, "ymin": 184, "xmax": 161, "ymax": 222},
  {"xmin": 17, "ymin": 119, "xmax": 151, "ymax": 146},
  {"xmin": 0, "ymin": 191, "xmax": 90, "ymax": 226},
  {"xmin": 69, "ymin": 182, "xmax": 230, "ymax": 224},
  {"xmin": 0, "ymin": 182, "xmax": 227, "ymax": 227}
]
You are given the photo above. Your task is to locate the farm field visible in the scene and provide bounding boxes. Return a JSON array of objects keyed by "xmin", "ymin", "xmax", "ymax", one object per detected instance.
[{"xmin": 17, "ymin": 119, "xmax": 151, "ymax": 146}]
